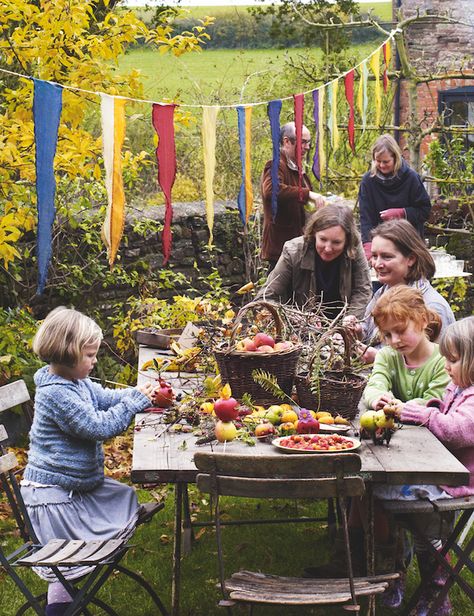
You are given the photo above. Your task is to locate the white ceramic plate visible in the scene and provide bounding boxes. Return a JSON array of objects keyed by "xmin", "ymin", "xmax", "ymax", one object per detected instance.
[
  {"xmin": 317, "ymin": 423, "xmax": 351, "ymax": 434},
  {"xmin": 272, "ymin": 434, "xmax": 361, "ymax": 454}
]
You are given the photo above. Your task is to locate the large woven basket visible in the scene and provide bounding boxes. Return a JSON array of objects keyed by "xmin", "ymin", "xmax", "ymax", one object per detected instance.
[
  {"xmin": 214, "ymin": 301, "xmax": 302, "ymax": 405},
  {"xmin": 295, "ymin": 327, "xmax": 366, "ymax": 419}
]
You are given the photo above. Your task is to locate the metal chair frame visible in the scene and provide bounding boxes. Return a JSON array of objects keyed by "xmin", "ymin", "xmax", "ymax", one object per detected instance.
[
  {"xmin": 195, "ymin": 451, "xmax": 397, "ymax": 614},
  {"xmin": 0, "ymin": 380, "xmax": 168, "ymax": 616},
  {"xmin": 383, "ymin": 496, "xmax": 474, "ymax": 616}
]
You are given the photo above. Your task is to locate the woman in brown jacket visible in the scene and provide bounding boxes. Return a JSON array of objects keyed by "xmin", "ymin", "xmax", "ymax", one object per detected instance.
[{"xmin": 256, "ymin": 204, "xmax": 372, "ymax": 320}]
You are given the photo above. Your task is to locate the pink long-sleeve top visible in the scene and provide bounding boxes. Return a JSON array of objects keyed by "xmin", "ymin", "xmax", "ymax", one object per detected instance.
[{"xmin": 401, "ymin": 382, "xmax": 474, "ymax": 497}]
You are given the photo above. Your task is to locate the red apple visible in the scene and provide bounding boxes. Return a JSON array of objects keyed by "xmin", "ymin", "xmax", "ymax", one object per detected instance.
[
  {"xmin": 214, "ymin": 396, "xmax": 239, "ymax": 421},
  {"xmin": 256, "ymin": 345, "xmax": 275, "ymax": 353},
  {"xmin": 215, "ymin": 420, "xmax": 238, "ymax": 442},
  {"xmin": 253, "ymin": 332, "xmax": 275, "ymax": 348},
  {"xmin": 254, "ymin": 422, "xmax": 276, "ymax": 438},
  {"xmin": 243, "ymin": 339, "xmax": 258, "ymax": 351},
  {"xmin": 152, "ymin": 379, "xmax": 174, "ymax": 408},
  {"xmin": 274, "ymin": 341, "xmax": 293, "ymax": 352}
]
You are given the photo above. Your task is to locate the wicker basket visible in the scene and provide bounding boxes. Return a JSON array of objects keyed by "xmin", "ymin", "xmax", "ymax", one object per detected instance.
[
  {"xmin": 294, "ymin": 327, "xmax": 366, "ymax": 419},
  {"xmin": 214, "ymin": 301, "xmax": 302, "ymax": 405}
]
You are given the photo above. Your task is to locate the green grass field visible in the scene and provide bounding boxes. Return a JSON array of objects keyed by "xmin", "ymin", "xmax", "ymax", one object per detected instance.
[{"xmin": 119, "ymin": 42, "xmax": 382, "ymax": 105}]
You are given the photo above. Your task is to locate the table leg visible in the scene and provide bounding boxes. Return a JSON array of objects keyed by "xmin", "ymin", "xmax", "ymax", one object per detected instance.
[
  {"xmin": 366, "ymin": 484, "xmax": 376, "ymax": 616},
  {"xmin": 171, "ymin": 483, "xmax": 184, "ymax": 616},
  {"xmin": 182, "ymin": 483, "xmax": 194, "ymax": 555}
]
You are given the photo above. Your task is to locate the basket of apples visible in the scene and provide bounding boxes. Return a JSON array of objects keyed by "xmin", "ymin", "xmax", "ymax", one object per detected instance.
[{"xmin": 214, "ymin": 301, "xmax": 302, "ymax": 405}]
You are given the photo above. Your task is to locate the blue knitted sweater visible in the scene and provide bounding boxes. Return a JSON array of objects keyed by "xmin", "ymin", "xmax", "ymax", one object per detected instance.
[{"xmin": 24, "ymin": 366, "xmax": 150, "ymax": 492}]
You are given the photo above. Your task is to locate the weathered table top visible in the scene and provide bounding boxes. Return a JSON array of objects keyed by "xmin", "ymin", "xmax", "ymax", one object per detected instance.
[{"xmin": 133, "ymin": 346, "xmax": 469, "ymax": 488}]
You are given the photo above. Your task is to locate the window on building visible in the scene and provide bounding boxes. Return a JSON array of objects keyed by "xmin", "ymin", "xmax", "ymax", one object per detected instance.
[{"xmin": 439, "ymin": 86, "xmax": 474, "ymax": 148}]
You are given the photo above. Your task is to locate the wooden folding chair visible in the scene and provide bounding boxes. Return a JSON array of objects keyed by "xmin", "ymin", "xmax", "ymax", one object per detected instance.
[
  {"xmin": 195, "ymin": 451, "xmax": 397, "ymax": 613},
  {"xmin": 382, "ymin": 495, "xmax": 474, "ymax": 616},
  {"xmin": 0, "ymin": 381, "xmax": 168, "ymax": 616}
]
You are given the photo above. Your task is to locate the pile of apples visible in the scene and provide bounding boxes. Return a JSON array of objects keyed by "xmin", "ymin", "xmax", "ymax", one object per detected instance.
[
  {"xmin": 235, "ymin": 332, "xmax": 294, "ymax": 353},
  {"xmin": 209, "ymin": 388, "xmax": 349, "ymax": 443},
  {"xmin": 359, "ymin": 402, "xmax": 400, "ymax": 445}
]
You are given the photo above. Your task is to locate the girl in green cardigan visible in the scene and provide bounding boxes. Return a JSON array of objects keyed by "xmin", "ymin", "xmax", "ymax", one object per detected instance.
[{"xmin": 363, "ymin": 286, "xmax": 450, "ymax": 412}]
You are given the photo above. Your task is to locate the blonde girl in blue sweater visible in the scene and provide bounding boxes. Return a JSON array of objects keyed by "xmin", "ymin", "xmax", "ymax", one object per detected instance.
[{"xmin": 21, "ymin": 307, "xmax": 155, "ymax": 616}]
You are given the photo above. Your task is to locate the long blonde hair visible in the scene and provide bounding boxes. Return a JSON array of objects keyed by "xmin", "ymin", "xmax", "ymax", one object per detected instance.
[
  {"xmin": 33, "ymin": 307, "xmax": 103, "ymax": 367},
  {"xmin": 370, "ymin": 134, "xmax": 403, "ymax": 177},
  {"xmin": 440, "ymin": 317, "xmax": 474, "ymax": 388}
]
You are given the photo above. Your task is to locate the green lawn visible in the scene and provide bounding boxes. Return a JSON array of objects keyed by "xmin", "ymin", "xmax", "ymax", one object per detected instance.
[{"xmin": 1, "ymin": 486, "xmax": 473, "ymax": 615}]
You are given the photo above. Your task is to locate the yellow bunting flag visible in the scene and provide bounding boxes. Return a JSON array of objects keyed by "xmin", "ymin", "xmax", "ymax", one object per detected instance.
[
  {"xmin": 244, "ymin": 106, "xmax": 253, "ymax": 222},
  {"xmin": 329, "ymin": 80, "xmax": 339, "ymax": 151},
  {"xmin": 370, "ymin": 49, "xmax": 382, "ymax": 128},
  {"xmin": 318, "ymin": 87, "xmax": 326, "ymax": 179},
  {"xmin": 202, "ymin": 106, "xmax": 219, "ymax": 247},
  {"xmin": 101, "ymin": 94, "xmax": 126, "ymax": 267},
  {"xmin": 357, "ymin": 59, "xmax": 369, "ymax": 132}
]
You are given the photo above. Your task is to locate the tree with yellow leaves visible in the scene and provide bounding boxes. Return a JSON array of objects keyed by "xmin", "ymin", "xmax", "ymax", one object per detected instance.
[{"xmin": 0, "ymin": 0, "xmax": 211, "ymax": 272}]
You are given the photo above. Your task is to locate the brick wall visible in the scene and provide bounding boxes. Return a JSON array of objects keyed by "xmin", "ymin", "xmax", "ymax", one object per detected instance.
[{"xmin": 395, "ymin": 0, "xmax": 474, "ymax": 158}]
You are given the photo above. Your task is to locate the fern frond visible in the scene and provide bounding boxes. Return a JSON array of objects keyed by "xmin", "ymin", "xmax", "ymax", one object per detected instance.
[{"xmin": 251, "ymin": 369, "xmax": 299, "ymax": 408}]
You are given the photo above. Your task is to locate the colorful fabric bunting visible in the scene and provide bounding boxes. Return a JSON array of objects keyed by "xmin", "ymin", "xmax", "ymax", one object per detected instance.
[
  {"xmin": 383, "ymin": 41, "xmax": 392, "ymax": 93},
  {"xmin": 293, "ymin": 93, "xmax": 304, "ymax": 201},
  {"xmin": 344, "ymin": 70, "xmax": 355, "ymax": 153},
  {"xmin": 370, "ymin": 49, "xmax": 382, "ymax": 128},
  {"xmin": 202, "ymin": 106, "xmax": 219, "ymax": 246},
  {"xmin": 101, "ymin": 94, "xmax": 126, "ymax": 267},
  {"xmin": 267, "ymin": 99, "xmax": 282, "ymax": 220},
  {"xmin": 318, "ymin": 88, "xmax": 326, "ymax": 181},
  {"xmin": 237, "ymin": 106, "xmax": 253, "ymax": 225},
  {"xmin": 327, "ymin": 81, "xmax": 340, "ymax": 151},
  {"xmin": 33, "ymin": 79, "xmax": 63, "ymax": 294},
  {"xmin": 152, "ymin": 103, "xmax": 177, "ymax": 265},
  {"xmin": 311, "ymin": 89, "xmax": 320, "ymax": 181},
  {"xmin": 357, "ymin": 60, "xmax": 369, "ymax": 132}
]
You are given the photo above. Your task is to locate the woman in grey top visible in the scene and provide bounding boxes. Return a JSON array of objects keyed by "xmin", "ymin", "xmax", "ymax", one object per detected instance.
[{"xmin": 346, "ymin": 219, "xmax": 455, "ymax": 362}]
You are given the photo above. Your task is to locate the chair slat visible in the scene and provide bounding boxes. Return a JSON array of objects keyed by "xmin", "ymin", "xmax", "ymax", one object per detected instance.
[
  {"xmin": 382, "ymin": 500, "xmax": 435, "ymax": 514},
  {"xmin": 79, "ymin": 539, "xmax": 126, "ymax": 564},
  {"xmin": 194, "ymin": 452, "xmax": 361, "ymax": 478},
  {"xmin": 36, "ymin": 540, "xmax": 86, "ymax": 565},
  {"xmin": 0, "ymin": 380, "xmax": 30, "ymax": 413},
  {"xmin": 17, "ymin": 539, "xmax": 68, "ymax": 565},
  {"xmin": 0, "ymin": 451, "xmax": 18, "ymax": 473},
  {"xmin": 59, "ymin": 540, "xmax": 107, "ymax": 565},
  {"xmin": 197, "ymin": 474, "xmax": 365, "ymax": 499},
  {"xmin": 433, "ymin": 496, "xmax": 474, "ymax": 512}
]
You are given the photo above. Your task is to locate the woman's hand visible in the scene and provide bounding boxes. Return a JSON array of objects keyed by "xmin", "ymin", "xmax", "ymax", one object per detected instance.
[
  {"xmin": 308, "ymin": 191, "xmax": 326, "ymax": 209},
  {"xmin": 380, "ymin": 208, "xmax": 405, "ymax": 221},
  {"xmin": 136, "ymin": 382, "xmax": 155, "ymax": 401},
  {"xmin": 358, "ymin": 343, "xmax": 377, "ymax": 364},
  {"xmin": 343, "ymin": 315, "xmax": 363, "ymax": 338}
]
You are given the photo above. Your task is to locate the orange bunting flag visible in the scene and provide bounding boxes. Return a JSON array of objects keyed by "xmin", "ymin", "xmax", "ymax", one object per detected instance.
[
  {"xmin": 344, "ymin": 70, "xmax": 355, "ymax": 153},
  {"xmin": 101, "ymin": 94, "xmax": 126, "ymax": 267},
  {"xmin": 152, "ymin": 103, "xmax": 177, "ymax": 265},
  {"xmin": 202, "ymin": 106, "xmax": 219, "ymax": 247},
  {"xmin": 383, "ymin": 41, "xmax": 392, "ymax": 93},
  {"xmin": 370, "ymin": 49, "xmax": 382, "ymax": 127}
]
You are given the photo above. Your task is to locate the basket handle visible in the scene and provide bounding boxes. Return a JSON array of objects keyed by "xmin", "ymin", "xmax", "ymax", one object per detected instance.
[
  {"xmin": 308, "ymin": 326, "xmax": 353, "ymax": 376},
  {"xmin": 229, "ymin": 301, "xmax": 283, "ymax": 345}
]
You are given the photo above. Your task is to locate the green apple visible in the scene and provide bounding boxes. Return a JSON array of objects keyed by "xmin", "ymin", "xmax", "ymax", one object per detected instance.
[
  {"xmin": 263, "ymin": 405, "xmax": 283, "ymax": 425},
  {"xmin": 215, "ymin": 420, "xmax": 238, "ymax": 443},
  {"xmin": 374, "ymin": 409, "xmax": 395, "ymax": 430},
  {"xmin": 359, "ymin": 410, "xmax": 377, "ymax": 432}
]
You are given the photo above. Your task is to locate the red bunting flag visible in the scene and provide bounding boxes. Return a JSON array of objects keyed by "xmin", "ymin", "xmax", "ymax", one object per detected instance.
[
  {"xmin": 152, "ymin": 104, "xmax": 177, "ymax": 265},
  {"xmin": 344, "ymin": 70, "xmax": 355, "ymax": 153},
  {"xmin": 293, "ymin": 93, "xmax": 304, "ymax": 201}
]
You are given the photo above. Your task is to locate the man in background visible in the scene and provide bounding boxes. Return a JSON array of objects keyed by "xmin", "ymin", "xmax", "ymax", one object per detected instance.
[{"xmin": 261, "ymin": 121, "xmax": 325, "ymax": 271}]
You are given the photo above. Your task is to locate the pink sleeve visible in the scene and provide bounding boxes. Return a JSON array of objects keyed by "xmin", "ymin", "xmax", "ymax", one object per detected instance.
[{"xmin": 400, "ymin": 402, "xmax": 432, "ymax": 425}]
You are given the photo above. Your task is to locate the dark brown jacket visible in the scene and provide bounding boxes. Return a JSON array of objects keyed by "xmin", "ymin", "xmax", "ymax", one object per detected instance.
[
  {"xmin": 261, "ymin": 154, "xmax": 312, "ymax": 262},
  {"xmin": 256, "ymin": 236, "xmax": 372, "ymax": 319}
]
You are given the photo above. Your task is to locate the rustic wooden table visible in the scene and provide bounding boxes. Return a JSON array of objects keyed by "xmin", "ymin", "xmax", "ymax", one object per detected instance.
[{"xmin": 133, "ymin": 345, "xmax": 470, "ymax": 616}]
